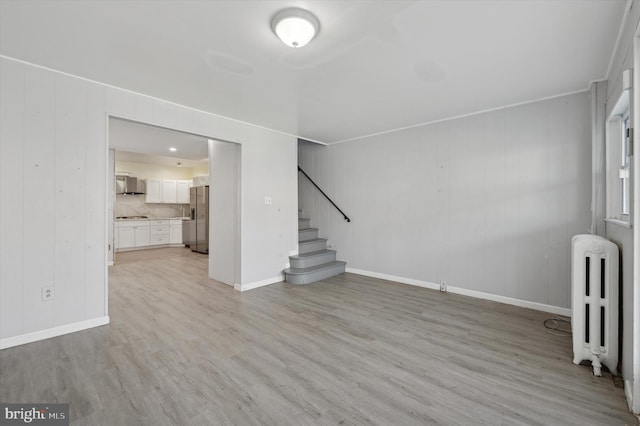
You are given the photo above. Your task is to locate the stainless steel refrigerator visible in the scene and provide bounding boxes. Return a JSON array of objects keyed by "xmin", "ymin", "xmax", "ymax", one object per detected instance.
[{"xmin": 189, "ymin": 186, "xmax": 209, "ymax": 254}]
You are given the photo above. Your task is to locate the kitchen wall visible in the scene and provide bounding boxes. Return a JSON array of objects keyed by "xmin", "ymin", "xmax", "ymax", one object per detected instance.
[
  {"xmin": 115, "ymin": 160, "xmax": 198, "ymax": 181},
  {"xmin": 0, "ymin": 55, "xmax": 298, "ymax": 349},
  {"xmin": 115, "ymin": 195, "xmax": 187, "ymax": 219},
  {"xmin": 192, "ymin": 163, "xmax": 210, "ymax": 176},
  {"xmin": 299, "ymin": 91, "xmax": 590, "ymax": 314}
]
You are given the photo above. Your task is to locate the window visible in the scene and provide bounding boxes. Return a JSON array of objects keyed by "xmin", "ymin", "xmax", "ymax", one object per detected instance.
[
  {"xmin": 605, "ymin": 91, "xmax": 631, "ymax": 223},
  {"xmin": 620, "ymin": 112, "xmax": 630, "ymax": 216}
]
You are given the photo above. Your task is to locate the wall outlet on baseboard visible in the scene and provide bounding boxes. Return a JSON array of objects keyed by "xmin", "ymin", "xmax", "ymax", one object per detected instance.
[
  {"xmin": 42, "ymin": 286, "xmax": 55, "ymax": 301},
  {"xmin": 440, "ymin": 281, "xmax": 447, "ymax": 292}
]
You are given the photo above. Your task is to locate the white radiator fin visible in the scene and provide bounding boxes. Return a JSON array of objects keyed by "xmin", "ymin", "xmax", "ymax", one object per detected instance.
[{"xmin": 571, "ymin": 234, "xmax": 619, "ymax": 376}]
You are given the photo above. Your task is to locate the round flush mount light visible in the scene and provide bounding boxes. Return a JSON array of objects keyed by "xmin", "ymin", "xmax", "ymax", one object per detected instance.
[
  {"xmin": 169, "ymin": 147, "xmax": 177, "ymax": 152},
  {"xmin": 271, "ymin": 8, "xmax": 320, "ymax": 48}
]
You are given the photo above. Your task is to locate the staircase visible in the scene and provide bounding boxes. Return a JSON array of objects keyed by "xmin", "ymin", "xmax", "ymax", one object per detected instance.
[{"xmin": 284, "ymin": 211, "xmax": 346, "ymax": 284}]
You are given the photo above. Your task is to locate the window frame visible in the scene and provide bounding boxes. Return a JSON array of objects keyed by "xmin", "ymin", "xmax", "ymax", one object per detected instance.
[
  {"xmin": 621, "ymin": 111, "xmax": 631, "ymax": 218},
  {"xmin": 605, "ymin": 91, "xmax": 632, "ymax": 224}
]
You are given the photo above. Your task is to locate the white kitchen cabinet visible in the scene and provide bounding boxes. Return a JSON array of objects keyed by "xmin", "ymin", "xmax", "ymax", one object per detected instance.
[
  {"xmin": 118, "ymin": 226, "xmax": 135, "ymax": 249},
  {"xmin": 162, "ymin": 180, "xmax": 177, "ymax": 203},
  {"xmin": 176, "ymin": 180, "xmax": 190, "ymax": 204},
  {"xmin": 144, "ymin": 179, "xmax": 190, "ymax": 204},
  {"xmin": 170, "ymin": 219, "xmax": 183, "ymax": 244},
  {"xmin": 116, "ymin": 218, "xmax": 185, "ymax": 251},
  {"xmin": 149, "ymin": 219, "xmax": 170, "ymax": 245},
  {"xmin": 145, "ymin": 179, "xmax": 162, "ymax": 203},
  {"xmin": 134, "ymin": 225, "xmax": 150, "ymax": 247},
  {"xmin": 117, "ymin": 220, "xmax": 149, "ymax": 251}
]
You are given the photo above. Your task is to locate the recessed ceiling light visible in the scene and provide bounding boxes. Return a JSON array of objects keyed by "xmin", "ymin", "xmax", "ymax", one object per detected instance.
[
  {"xmin": 271, "ymin": 8, "xmax": 320, "ymax": 48},
  {"xmin": 169, "ymin": 147, "xmax": 177, "ymax": 152},
  {"xmin": 176, "ymin": 162, "xmax": 182, "ymax": 167}
]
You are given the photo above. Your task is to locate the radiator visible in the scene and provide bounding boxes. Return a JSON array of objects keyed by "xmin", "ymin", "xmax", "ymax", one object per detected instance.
[{"xmin": 571, "ymin": 234, "xmax": 619, "ymax": 376}]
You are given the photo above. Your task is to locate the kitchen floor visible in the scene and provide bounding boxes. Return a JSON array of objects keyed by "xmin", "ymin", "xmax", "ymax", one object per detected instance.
[{"xmin": 1, "ymin": 248, "xmax": 636, "ymax": 425}]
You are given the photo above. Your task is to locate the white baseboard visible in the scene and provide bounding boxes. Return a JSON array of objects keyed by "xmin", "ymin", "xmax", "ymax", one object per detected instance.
[
  {"xmin": 625, "ymin": 379, "xmax": 634, "ymax": 410},
  {"xmin": 345, "ymin": 267, "xmax": 572, "ymax": 317},
  {"xmin": 0, "ymin": 316, "xmax": 110, "ymax": 350},
  {"xmin": 234, "ymin": 275, "xmax": 283, "ymax": 292}
]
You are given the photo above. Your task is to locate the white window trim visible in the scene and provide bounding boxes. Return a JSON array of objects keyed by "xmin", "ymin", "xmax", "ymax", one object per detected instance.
[{"xmin": 606, "ymin": 90, "xmax": 632, "ymax": 224}]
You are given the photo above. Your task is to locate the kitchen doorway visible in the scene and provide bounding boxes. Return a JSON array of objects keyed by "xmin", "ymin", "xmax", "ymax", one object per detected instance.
[{"xmin": 107, "ymin": 117, "xmax": 241, "ymax": 289}]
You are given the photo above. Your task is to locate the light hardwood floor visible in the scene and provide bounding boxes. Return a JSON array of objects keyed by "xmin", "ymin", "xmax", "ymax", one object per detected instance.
[{"xmin": 1, "ymin": 247, "xmax": 637, "ymax": 425}]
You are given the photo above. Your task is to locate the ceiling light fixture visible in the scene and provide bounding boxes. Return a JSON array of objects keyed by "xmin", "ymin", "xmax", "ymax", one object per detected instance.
[
  {"xmin": 169, "ymin": 147, "xmax": 177, "ymax": 152},
  {"xmin": 271, "ymin": 8, "xmax": 320, "ymax": 48}
]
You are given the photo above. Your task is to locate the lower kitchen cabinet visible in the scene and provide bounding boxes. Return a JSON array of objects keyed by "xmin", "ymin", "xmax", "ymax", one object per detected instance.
[
  {"xmin": 134, "ymin": 225, "xmax": 150, "ymax": 247},
  {"xmin": 170, "ymin": 219, "xmax": 182, "ymax": 244},
  {"xmin": 149, "ymin": 219, "xmax": 170, "ymax": 246},
  {"xmin": 116, "ymin": 219, "xmax": 185, "ymax": 252},
  {"xmin": 117, "ymin": 220, "xmax": 149, "ymax": 249},
  {"xmin": 118, "ymin": 226, "xmax": 135, "ymax": 249}
]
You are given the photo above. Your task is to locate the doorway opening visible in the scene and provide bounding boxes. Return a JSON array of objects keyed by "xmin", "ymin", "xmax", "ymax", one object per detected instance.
[{"xmin": 106, "ymin": 117, "xmax": 241, "ymax": 302}]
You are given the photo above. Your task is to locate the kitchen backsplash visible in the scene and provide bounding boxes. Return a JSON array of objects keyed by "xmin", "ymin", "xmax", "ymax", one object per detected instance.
[{"xmin": 116, "ymin": 194, "xmax": 188, "ymax": 218}]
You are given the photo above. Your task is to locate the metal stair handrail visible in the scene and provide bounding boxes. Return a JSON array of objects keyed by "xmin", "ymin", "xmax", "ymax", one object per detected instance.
[{"xmin": 298, "ymin": 166, "xmax": 351, "ymax": 222}]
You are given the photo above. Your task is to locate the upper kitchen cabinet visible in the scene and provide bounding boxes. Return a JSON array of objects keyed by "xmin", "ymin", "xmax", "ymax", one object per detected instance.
[
  {"xmin": 176, "ymin": 180, "xmax": 190, "ymax": 204},
  {"xmin": 145, "ymin": 179, "xmax": 191, "ymax": 204},
  {"xmin": 145, "ymin": 179, "xmax": 163, "ymax": 203},
  {"xmin": 162, "ymin": 180, "xmax": 177, "ymax": 203}
]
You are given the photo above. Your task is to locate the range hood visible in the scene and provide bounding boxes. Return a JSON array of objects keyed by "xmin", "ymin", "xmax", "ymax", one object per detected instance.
[{"xmin": 116, "ymin": 176, "xmax": 146, "ymax": 195}]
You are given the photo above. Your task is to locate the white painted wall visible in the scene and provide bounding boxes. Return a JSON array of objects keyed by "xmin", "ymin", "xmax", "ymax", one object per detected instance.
[
  {"xmin": 209, "ymin": 140, "xmax": 239, "ymax": 287},
  {"xmin": 241, "ymin": 126, "xmax": 298, "ymax": 287},
  {"xmin": 192, "ymin": 164, "xmax": 210, "ymax": 177},
  {"xmin": 601, "ymin": 0, "xmax": 640, "ymax": 402},
  {"xmin": 115, "ymin": 160, "xmax": 196, "ymax": 181},
  {"xmin": 300, "ymin": 92, "xmax": 591, "ymax": 311},
  {"xmin": 0, "ymin": 56, "xmax": 298, "ymax": 348}
]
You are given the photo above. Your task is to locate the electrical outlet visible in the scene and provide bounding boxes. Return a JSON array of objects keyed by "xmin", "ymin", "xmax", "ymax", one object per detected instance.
[
  {"xmin": 42, "ymin": 286, "xmax": 55, "ymax": 301},
  {"xmin": 440, "ymin": 281, "xmax": 447, "ymax": 292},
  {"xmin": 264, "ymin": 196, "xmax": 272, "ymax": 206}
]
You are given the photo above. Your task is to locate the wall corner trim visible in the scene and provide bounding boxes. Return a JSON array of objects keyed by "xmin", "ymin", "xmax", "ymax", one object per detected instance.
[
  {"xmin": 625, "ymin": 379, "xmax": 634, "ymax": 411},
  {"xmin": 0, "ymin": 316, "xmax": 110, "ymax": 350},
  {"xmin": 345, "ymin": 268, "xmax": 572, "ymax": 317},
  {"xmin": 236, "ymin": 275, "xmax": 283, "ymax": 292}
]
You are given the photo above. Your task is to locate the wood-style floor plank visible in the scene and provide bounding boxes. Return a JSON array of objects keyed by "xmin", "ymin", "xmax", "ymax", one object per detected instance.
[{"xmin": 0, "ymin": 247, "xmax": 637, "ymax": 425}]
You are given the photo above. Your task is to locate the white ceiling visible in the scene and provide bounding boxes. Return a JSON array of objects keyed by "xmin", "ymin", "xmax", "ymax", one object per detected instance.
[
  {"xmin": 0, "ymin": 0, "xmax": 628, "ymax": 144},
  {"xmin": 109, "ymin": 118, "xmax": 209, "ymax": 166}
]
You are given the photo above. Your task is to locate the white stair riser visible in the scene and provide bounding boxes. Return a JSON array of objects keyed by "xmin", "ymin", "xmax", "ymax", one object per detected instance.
[
  {"xmin": 290, "ymin": 251, "xmax": 336, "ymax": 269},
  {"xmin": 299, "ymin": 228, "xmax": 319, "ymax": 242},
  {"xmin": 285, "ymin": 262, "xmax": 346, "ymax": 285},
  {"xmin": 299, "ymin": 239, "xmax": 326, "ymax": 254},
  {"xmin": 298, "ymin": 219, "xmax": 310, "ymax": 230}
]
